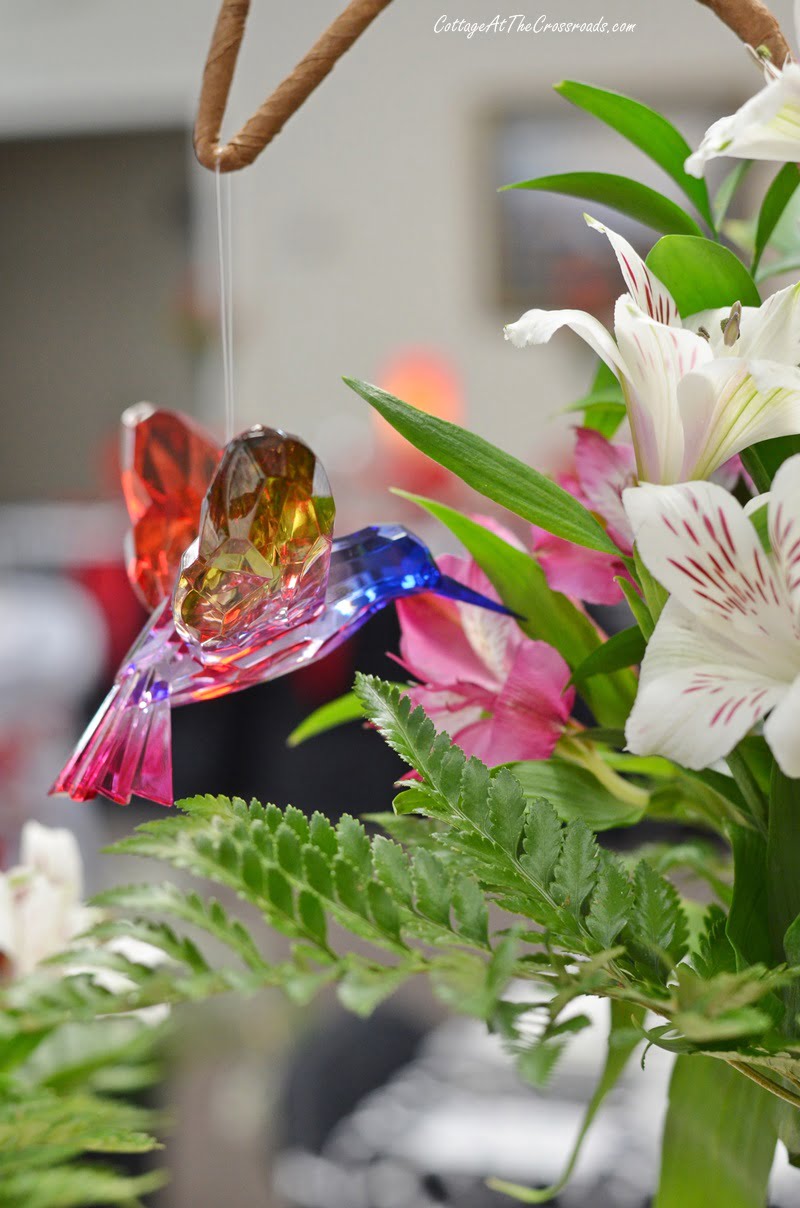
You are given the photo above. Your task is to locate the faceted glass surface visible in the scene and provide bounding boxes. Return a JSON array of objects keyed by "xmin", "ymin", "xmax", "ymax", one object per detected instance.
[
  {"xmin": 172, "ymin": 426, "xmax": 335, "ymax": 652},
  {"xmin": 121, "ymin": 404, "xmax": 221, "ymax": 610}
]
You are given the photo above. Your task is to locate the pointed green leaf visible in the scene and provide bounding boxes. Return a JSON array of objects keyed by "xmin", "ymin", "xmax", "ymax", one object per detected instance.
[
  {"xmin": 372, "ymin": 836, "xmax": 413, "ymax": 907},
  {"xmin": 452, "ymin": 875, "xmax": 490, "ymax": 947},
  {"xmin": 645, "ymin": 235, "xmax": 760, "ymax": 315},
  {"xmin": 345, "ymin": 380, "xmax": 619, "ymax": 554},
  {"xmin": 654, "ymin": 1056, "xmax": 776, "ymax": 1208},
  {"xmin": 501, "ymin": 172, "xmax": 703, "ymax": 237},
  {"xmin": 512, "ymin": 759, "xmax": 645, "ymax": 830},
  {"xmin": 519, "ymin": 796, "xmax": 563, "ymax": 891},
  {"xmin": 488, "ymin": 769, "xmax": 527, "ymax": 855},
  {"xmin": 287, "ymin": 690, "xmax": 365, "ymax": 746},
  {"xmin": 571, "ymin": 625, "xmax": 645, "ymax": 684},
  {"xmin": 753, "ymin": 163, "xmax": 800, "ymax": 272},
  {"xmin": 298, "ymin": 890, "xmax": 327, "ymax": 947},
  {"xmin": 413, "ymin": 851, "xmax": 451, "ymax": 926},
  {"xmin": 552, "ymin": 821, "xmax": 598, "ymax": 918},
  {"xmin": 554, "ymin": 81, "xmax": 713, "ymax": 227},
  {"xmin": 586, "ymin": 851, "xmax": 633, "ymax": 948}
]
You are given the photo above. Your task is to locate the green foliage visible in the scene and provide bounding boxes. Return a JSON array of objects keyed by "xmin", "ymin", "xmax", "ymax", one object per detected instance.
[
  {"xmin": 286, "ymin": 689, "xmax": 367, "ymax": 746},
  {"xmin": 753, "ymin": 164, "xmax": 800, "ymax": 273},
  {"xmin": 344, "ymin": 378, "xmax": 619, "ymax": 554},
  {"xmin": 645, "ymin": 236, "xmax": 760, "ymax": 314},
  {"xmin": 2, "ymin": 678, "xmax": 800, "ymax": 1203},
  {"xmin": 500, "ymin": 172, "xmax": 703, "ymax": 237},
  {"xmin": 0, "ymin": 1011, "xmax": 166, "ymax": 1207},
  {"xmin": 553, "ymin": 81, "xmax": 713, "ymax": 227}
]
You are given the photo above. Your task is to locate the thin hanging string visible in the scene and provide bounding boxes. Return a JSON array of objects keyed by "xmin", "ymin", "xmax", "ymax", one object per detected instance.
[{"xmin": 215, "ymin": 159, "xmax": 236, "ymax": 442}]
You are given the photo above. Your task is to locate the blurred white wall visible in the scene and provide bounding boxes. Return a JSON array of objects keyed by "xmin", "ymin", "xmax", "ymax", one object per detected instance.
[{"xmin": 1, "ymin": 0, "xmax": 795, "ymax": 477}]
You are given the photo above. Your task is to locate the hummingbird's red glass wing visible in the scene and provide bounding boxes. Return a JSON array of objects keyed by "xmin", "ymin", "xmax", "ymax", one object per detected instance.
[{"xmin": 121, "ymin": 404, "xmax": 221, "ymax": 611}]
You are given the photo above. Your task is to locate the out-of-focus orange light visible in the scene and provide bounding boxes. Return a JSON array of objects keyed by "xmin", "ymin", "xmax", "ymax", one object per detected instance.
[{"xmin": 375, "ymin": 349, "xmax": 463, "ymax": 443}]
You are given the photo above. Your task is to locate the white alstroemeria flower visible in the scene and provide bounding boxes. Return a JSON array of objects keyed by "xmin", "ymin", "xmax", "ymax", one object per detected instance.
[
  {"xmin": 505, "ymin": 217, "xmax": 800, "ymax": 484},
  {"xmin": 686, "ymin": 60, "xmax": 800, "ymax": 177},
  {"xmin": 622, "ymin": 453, "xmax": 800, "ymax": 776},
  {"xmin": 0, "ymin": 821, "xmax": 168, "ymax": 1021},
  {"xmin": 0, "ymin": 821, "xmax": 98, "ymax": 978}
]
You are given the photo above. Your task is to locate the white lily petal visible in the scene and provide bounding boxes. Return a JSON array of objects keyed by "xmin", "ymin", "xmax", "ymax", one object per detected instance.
[
  {"xmin": 0, "ymin": 877, "xmax": 17, "ymax": 965},
  {"xmin": 687, "ymin": 287, "xmax": 800, "ymax": 362},
  {"xmin": 504, "ymin": 306, "xmax": 628, "ymax": 382},
  {"xmin": 623, "ymin": 479, "xmax": 789, "ymax": 639},
  {"xmin": 614, "ymin": 298, "xmax": 711, "ymax": 483},
  {"xmin": 737, "ymin": 283, "xmax": 800, "ymax": 361},
  {"xmin": 679, "ymin": 359, "xmax": 800, "ymax": 480},
  {"xmin": 768, "ymin": 453, "xmax": 800, "ymax": 623},
  {"xmin": 19, "ymin": 820, "xmax": 84, "ymax": 906},
  {"xmin": 763, "ymin": 674, "xmax": 800, "ymax": 776},
  {"xmin": 585, "ymin": 215, "xmax": 680, "ymax": 325},
  {"xmin": 685, "ymin": 63, "xmax": 800, "ymax": 176},
  {"xmin": 626, "ymin": 597, "xmax": 786, "ymax": 769}
]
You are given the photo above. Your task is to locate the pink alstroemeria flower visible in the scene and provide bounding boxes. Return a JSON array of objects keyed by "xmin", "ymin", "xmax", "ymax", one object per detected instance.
[
  {"xmin": 533, "ymin": 427, "xmax": 636, "ymax": 606},
  {"xmin": 395, "ymin": 527, "xmax": 575, "ymax": 766}
]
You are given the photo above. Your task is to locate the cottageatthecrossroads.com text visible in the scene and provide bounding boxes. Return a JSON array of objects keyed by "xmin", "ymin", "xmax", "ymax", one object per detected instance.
[{"xmin": 433, "ymin": 15, "xmax": 637, "ymax": 36}]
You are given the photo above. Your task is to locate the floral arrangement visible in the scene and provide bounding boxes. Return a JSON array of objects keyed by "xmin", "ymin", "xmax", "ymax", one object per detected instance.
[{"xmin": 10, "ymin": 2, "xmax": 800, "ymax": 1205}]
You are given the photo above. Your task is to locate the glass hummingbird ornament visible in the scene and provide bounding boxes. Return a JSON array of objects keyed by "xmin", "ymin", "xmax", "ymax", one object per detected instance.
[{"xmin": 52, "ymin": 406, "xmax": 514, "ymax": 807}]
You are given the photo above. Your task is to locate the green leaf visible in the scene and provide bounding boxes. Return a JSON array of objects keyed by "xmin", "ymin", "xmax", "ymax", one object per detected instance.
[
  {"xmin": 714, "ymin": 161, "xmax": 751, "ymax": 230},
  {"xmin": 489, "ymin": 1001, "xmax": 644, "ymax": 1203},
  {"xmin": 372, "ymin": 836, "xmax": 413, "ymax": 907},
  {"xmin": 570, "ymin": 625, "xmax": 645, "ymax": 684},
  {"xmin": 297, "ymin": 890, "xmax": 327, "ymax": 947},
  {"xmin": 554, "ymin": 81, "xmax": 713, "ymax": 227},
  {"xmin": 287, "ymin": 690, "xmax": 370, "ymax": 747},
  {"xmin": 581, "ymin": 400, "xmax": 627, "ymax": 438},
  {"xmin": 0, "ymin": 1165, "xmax": 169, "ymax": 1208},
  {"xmin": 693, "ymin": 905, "xmax": 737, "ymax": 979},
  {"xmin": 337, "ymin": 815, "xmax": 372, "ymax": 877},
  {"xmin": 412, "ymin": 851, "xmax": 451, "ymax": 926},
  {"xmin": 337, "ymin": 962, "xmax": 407, "ymax": 1017},
  {"xmin": 645, "ymin": 236, "xmax": 760, "ymax": 315},
  {"xmin": 395, "ymin": 490, "xmax": 636, "ymax": 728},
  {"xmin": 753, "ymin": 163, "xmax": 800, "ymax": 273},
  {"xmin": 551, "ymin": 821, "xmax": 598, "ymax": 919},
  {"xmin": 452, "ymin": 876, "xmax": 490, "ymax": 947},
  {"xmin": 586, "ymin": 851, "xmax": 633, "ymax": 948},
  {"xmin": 727, "ymin": 825, "xmax": 772, "ymax": 968},
  {"xmin": 653, "ymin": 1056, "xmax": 777, "ymax": 1208},
  {"xmin": 512, "ymin": 759, "xmax": 645, "ymax": 830},
  {"xmin": 616, "ymin": 576, "xmax": 654, "ymax": 640},
  {"xmin": 367, "ymin": 881, "xmax": 402, "ymax": 941},
  {"xmin": 628, "ymin": 861, "xmax": 688, "ymax": 975},
  {"xmin": 501, "ymin": 172, "xmax": 703, "ymax": 237},
  {"xmin": 345, "ymin": 380, "xmax": 619, "ymax": 554},
  {"xmin": 520, "ymin": 797, "xmax": 563, "ymax": 890},
  {"xmin": 488, "ymin": 769, "xmax": 527, "ymax": 855},
  {"xmin": 744, "ymin": 433, "xmax": 800, "ymax": 491}
]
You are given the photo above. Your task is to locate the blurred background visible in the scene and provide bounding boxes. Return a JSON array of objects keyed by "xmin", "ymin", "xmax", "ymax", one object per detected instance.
[{"xmin": 1, "ymin": 0, "xmax": 798, "ymax": 1204}]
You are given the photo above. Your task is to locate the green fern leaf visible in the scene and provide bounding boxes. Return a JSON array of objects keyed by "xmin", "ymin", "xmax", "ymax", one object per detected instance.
[
  {"xmin": 520, "ymin": 798, "xmax": 563, "ymax": 890},
  {"xmin": 413, "ymin": 851, "xmax": 451, "ymax": 926},
  {"xmin": 372, "ymin": 837, "xmax": 413, "ymax": 907},
  {"xmin": 586, "ymin": 851, "xmax": 633, "ymax": 948},
  {"xmin": 551, "ymin": 822, "xmax": 598, "ymax": 919},
  {"xmin": 452, "ymin": 876, "xmax": 490, "ymax": 947},
  {"xmin": 627, "ymin": 860, "xmax": 689, "ymax": 976},
  {"xmin": 488, "ymin": 769, "xmax": 527, "ymax": 855}
]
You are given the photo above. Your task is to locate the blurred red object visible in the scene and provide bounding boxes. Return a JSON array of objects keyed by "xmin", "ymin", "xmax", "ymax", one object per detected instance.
[
  {"xmin": 373, "ymin": 349, "xmax": 463, "ymax": 495},
  {"xmin": 72, "ymin": 564, "xmax": 146, "ymax": 676}
]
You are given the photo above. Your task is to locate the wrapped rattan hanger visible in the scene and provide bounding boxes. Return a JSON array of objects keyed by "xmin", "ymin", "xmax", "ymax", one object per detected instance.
[{"xmin": 194, "ymin": 0, "xmax": 394, "ymax": 172}]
